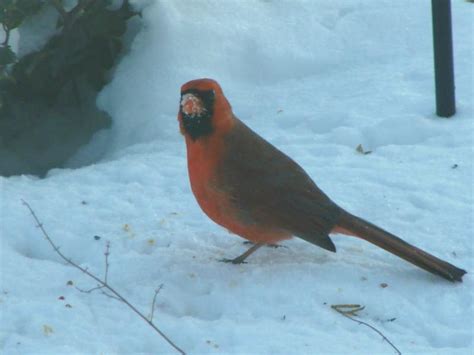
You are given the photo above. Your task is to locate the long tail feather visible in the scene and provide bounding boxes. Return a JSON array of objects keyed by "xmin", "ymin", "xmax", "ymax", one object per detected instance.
[{"xmin": 335, "ymin": 211, "xmax": 466, "ymax": 282}]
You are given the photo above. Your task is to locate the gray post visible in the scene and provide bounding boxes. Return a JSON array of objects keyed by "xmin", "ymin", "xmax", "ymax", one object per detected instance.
[{"xmin": 431, "ymin": 0, "xmax": 456, "ymax": 117}]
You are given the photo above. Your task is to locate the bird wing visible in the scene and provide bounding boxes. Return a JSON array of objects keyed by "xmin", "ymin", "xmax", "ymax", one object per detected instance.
[{"xmin": 217, "ymin": 118, "xmax": 341, "ymax": 251}]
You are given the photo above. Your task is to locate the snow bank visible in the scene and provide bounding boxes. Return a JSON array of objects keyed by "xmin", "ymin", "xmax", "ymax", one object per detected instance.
[{"xmin": 98, "ymin": 0, "xmax": 458, "ymax": 155}]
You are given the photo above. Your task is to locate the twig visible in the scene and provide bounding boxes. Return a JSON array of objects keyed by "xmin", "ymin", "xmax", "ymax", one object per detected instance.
[
  {"xmin": 150, "ymin": 284, "xmax": 164, "ymax": 322},
  {"xmin": 104, "ymin": 241, "xmax": 110, "ymax": 284},
  {"xmin": 76, "ymin": 285, "xmax": 105, "ymax": 294},
  {"xmin": 76, "ymin": 284, "xmax": 122, "ymax": 302},
  {"xmin": 22, "ymin": 200, "xmax": 185, "ymax": 355},
  {"xmin": 331, "ymin": 304, "xmax": 401, "ymax": 355}
]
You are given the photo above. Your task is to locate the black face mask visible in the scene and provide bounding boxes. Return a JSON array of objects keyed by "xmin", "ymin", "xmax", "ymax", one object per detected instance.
[{"xmin": 180, "ymin": 89, "xmax": 215, "ymax": 140}]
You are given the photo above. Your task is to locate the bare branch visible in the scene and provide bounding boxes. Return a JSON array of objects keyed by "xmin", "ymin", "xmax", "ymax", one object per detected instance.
[
  {"xmin": 76, "ymin": 284, "xmax": 105, "ymax": 294},
  {"xmin": 331, "ymin": 304, "xmax": 401, "ymax": 355},
  {"xmin": 150, "ymin": 284, "xmax": 164, "ymax": 322},
  {"xmin": 104, "ymin": 241, "xmax": 110, "ymax": 284},
  {"xmin": 99, "ymin": 289, "xmax": 123, "ymax": 302},
  {"xmin": 76, "ymin": 284, "xmax": 122, "ymax": 302},
  {"xmin": 22, "ymin": 200, "xmax": 185, "ymax": 355}
]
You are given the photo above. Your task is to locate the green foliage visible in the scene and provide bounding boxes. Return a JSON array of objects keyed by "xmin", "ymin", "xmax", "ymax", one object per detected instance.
[
  {"xmin": 3, "ymin": 1, "xmax": 138, "ymax": 102},
  {"xmin": 0, "ymin": 1, "xmax": 140, "ymax": 176},
  {"xmin": 0, "ymin": 0, "xmax": 45, "ymax": 31},
  {"xmin": 0, "ymin": 45, "xmax": 15, "ymax": 64}
]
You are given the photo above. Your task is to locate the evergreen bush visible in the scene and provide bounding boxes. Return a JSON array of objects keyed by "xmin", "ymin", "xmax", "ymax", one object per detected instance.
[{"xmin": 0, "ymin": 0, "xmax": 139, "ymax": 176}]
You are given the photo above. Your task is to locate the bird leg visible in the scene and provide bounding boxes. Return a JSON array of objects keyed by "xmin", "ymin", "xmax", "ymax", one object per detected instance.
[
  {"xmin": 243, "ymin": 240, "xmax": 287, "ymax": 249},
  {"xmin": 221, "ymin": 243, "xmax": 264, "ymax": 264}
]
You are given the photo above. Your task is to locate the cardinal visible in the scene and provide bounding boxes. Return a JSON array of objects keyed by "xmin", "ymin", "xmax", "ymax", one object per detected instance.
[{"xmin": 177, "ymin": 78, "xmax": 466, "ymax": 282}]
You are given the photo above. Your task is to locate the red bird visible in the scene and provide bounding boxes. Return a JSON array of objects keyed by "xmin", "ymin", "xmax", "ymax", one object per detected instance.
[{"xmin": 177, "ymin": 78, "xmax": 466, "ymax": 282}]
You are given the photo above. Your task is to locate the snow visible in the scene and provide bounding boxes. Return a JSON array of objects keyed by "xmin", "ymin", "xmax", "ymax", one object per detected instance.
[
  {"xmin": 181, "ymin": 93, "xmax": 207, "ymax": 117},
  {"xmin": 1, "ymin": 0, "xmax": 473, "ymax": 354}
]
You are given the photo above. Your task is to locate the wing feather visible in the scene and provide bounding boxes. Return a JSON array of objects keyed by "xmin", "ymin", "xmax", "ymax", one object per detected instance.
[{"xmin": 217, "ymin": 118, "xmax": 341, "ymax": 250}]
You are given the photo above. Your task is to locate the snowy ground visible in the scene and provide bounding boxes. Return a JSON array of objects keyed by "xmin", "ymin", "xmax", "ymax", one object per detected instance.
[{"xmin": 1, "ymin": 0, "xmax": 473, "ymax": 354}]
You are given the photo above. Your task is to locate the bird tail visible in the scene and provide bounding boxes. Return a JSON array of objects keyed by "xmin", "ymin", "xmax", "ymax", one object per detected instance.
[{"xmin": 335, "ymin": 211, "xmax": 466, "ymax": 282}]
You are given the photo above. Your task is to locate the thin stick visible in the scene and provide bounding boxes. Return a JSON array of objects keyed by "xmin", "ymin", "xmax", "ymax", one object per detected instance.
[
  {"xmin": 150, "ymin": 284, "xmax": 164, "ymax": 322},
  {"xmin": 104, "ymin": 241, "xmax": 110, "ymax": 284},
  {"xmin": 331, "ymin": 304, "xmax": 401, "ymax": 355},
  {"xmin": 22, "ymin": 200, "xmax": 185, "ymax": 355},
  {"xmin": 76, "ymin": 284, "xmax": 123, "ymax": 302},
  {"xmin": 76, "ymin": 285, "xmax": 105, "ymax": 294}
]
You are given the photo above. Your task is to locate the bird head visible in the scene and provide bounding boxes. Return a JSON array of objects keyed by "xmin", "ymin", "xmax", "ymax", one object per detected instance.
[{"xmin": 178, "ymin": 79, "xmax": 233, "ymax": 140}]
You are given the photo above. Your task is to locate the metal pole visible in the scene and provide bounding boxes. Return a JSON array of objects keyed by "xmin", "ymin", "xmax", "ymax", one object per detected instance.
[{"xmin": 431, "ymin": 0, "xmax": 456, "ymax": 117}]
